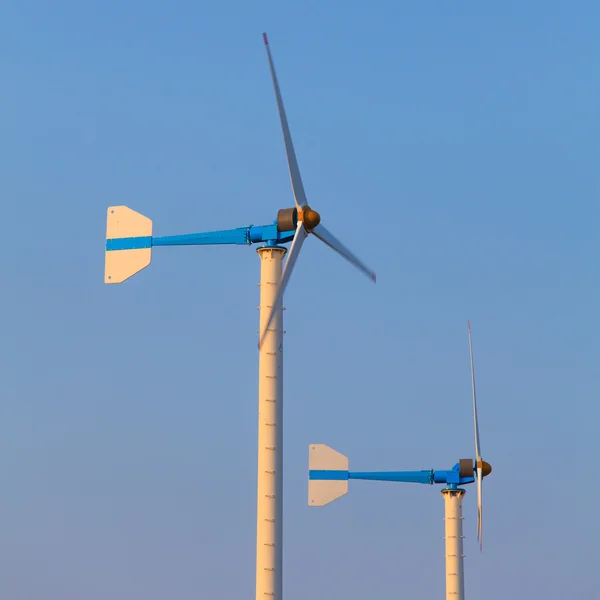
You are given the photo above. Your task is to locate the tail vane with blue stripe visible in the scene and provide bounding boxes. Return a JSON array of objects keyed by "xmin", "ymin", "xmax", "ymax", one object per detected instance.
[
  {"xmin": 105, "ymin": 206, "xmax": 152, "ymax": 284},
  {"xmin": 308, "ymin": 444, "xmax": 349, "ymax": 507}
]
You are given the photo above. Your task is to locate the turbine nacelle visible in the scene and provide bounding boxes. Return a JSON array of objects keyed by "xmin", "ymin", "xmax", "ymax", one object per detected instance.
[{"xmin": 458, "ymin": 458, "xmax": 492, "ymax": 479}]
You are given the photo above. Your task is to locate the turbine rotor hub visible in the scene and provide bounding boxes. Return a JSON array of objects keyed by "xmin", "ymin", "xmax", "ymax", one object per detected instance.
[{"xmin": 299, "ymin": 206, "xmax": 321, "ymax": 231}]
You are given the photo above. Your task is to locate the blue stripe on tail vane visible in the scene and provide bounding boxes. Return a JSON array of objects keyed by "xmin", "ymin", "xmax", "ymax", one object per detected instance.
[{"xmin": 106, "ymin": 236, "xmax": 152, "ymax": 251}]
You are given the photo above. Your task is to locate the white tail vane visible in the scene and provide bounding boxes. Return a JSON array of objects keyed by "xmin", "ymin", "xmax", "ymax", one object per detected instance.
[
  {"xmin": 104, "ymin": 206, "xmax": 153, "ymax": 284},
  {"xmin": 308, "ymin": 444, "xmax": 349, "ymax": 507},
  {"xmin": 468, "ymin": 320, "xmax": 484, "ymax": 551},
  {"xmin": 258, "ymin": 33, "xmax": 376, "ymax": 349}
]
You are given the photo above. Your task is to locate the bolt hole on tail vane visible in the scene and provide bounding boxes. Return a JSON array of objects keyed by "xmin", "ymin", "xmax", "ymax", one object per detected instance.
[
  {"xmin": 308, "ymin": 322, "xmax": 492, "ymax": 600},
  {"xmin": 103, "ymin": 33, "xmax": 376, "ymax": 600}
]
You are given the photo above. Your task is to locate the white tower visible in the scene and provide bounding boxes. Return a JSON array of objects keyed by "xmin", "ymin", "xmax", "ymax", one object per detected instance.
[
  {"xmin": 255, "ymin": 247, "xmax": 286, "ymax": 599},
  {"xmin": 442, "ymin": 488, "xmax": 466, "ymax": 600}
]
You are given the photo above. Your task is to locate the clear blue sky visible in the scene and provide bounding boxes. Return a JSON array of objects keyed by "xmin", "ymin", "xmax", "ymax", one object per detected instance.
[{"xmin": 2, "ymin": 2, "xmax": 598, "ymax": 598}]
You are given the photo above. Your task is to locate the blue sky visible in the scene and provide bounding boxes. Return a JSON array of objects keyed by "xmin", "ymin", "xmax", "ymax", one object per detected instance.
[{"xmin": 2, "ymin": 2, "xmax": 598, "ymax": 598}]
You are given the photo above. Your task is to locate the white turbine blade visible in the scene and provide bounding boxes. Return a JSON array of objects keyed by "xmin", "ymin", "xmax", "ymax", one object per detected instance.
[
  {"xmin": 468, "ymin": 320, "xmax": 481, "ymax": 460},
  {"xmin": 477, "ymin": 465, "xmax": 483, "ymax": 551},
  {"xmin": 312, "ymin": 223, "xmax": 376, "ymax": 283},
  {"xmin": 258, "ymin": 221, "xmax": 308, "ymax": 348},
  {"xmin": 469, "ymin": 321, "xmax": 484, "ymax": 550},
  {"xmin": 263, "ymin": 33, "xmax": 308, "ymax": 210}
]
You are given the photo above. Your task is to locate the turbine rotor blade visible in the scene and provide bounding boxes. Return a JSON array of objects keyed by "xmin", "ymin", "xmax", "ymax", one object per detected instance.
[
  {"xmin": 469, "ymin": 321, "xmax": 484, "ymax": 551},
  {"xmin": 312, "ymin": 223, "xmax": 376, "ymax": 283},
  {"xmin": 468, "ymin": 320, "xmax": 481, "ymax": 460},
  {"xmin": 263, "ymin": 33, "xmax": 308, "ymax": 210},
  {"xmin": 477, "ymin": 465, "xmax": 483, "ymax": 552},
  {"xmin": 258, "ymin": 221, "xmax": 308, "ymax": 349}
]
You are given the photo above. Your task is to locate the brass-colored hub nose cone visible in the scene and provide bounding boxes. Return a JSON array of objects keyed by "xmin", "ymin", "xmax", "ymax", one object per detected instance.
[
  {"xmin": 482, "ymin": 461, "xmax": 492, "ymax": 478},
  {"xmin": 300, "ymin": 206, "xmax": 321, "ymax": 231}
]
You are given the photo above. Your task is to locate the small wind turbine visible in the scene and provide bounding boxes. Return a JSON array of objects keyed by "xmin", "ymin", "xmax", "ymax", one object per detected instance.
[
  {"xmin": 308, "ymin": 322, "xmax": 491, "ymax": 600},
  {"xmin": 103, "ymin": 33, "xmax": 375, "ymax": 600}
]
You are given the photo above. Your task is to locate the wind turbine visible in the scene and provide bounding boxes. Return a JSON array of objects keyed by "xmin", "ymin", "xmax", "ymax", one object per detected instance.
[
  {"xmin": 103, "ymin": 33, "xmax": 376, "ymax": 600},
  {"xmin": 308, "ymin": 322, "xmax": 491, "ymax": 600}
]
